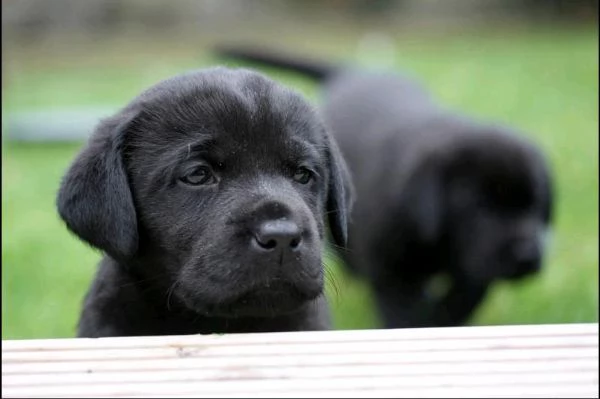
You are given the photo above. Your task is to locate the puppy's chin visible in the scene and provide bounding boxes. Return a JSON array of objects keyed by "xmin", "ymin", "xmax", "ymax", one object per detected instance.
[{"xmin": 180, "ymin": 280, "xmax": 324, "ymax": 318}]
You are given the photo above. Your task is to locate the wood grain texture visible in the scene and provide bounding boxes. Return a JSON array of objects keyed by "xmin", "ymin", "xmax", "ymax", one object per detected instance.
[{"xmin": 2, "ymin": 323, "xmax": 598, "ymax": 398}]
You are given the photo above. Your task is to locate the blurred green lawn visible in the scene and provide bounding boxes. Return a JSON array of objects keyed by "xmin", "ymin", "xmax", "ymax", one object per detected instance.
[{"xmin": 2, "ymin": 27, "xmax": 598, "ymax": 339}]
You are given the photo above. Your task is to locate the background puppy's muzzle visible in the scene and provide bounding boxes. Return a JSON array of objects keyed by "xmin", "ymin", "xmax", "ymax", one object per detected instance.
[{"xmin": 505, "ymin": 239, "xmax": 542, "ymax": 279}]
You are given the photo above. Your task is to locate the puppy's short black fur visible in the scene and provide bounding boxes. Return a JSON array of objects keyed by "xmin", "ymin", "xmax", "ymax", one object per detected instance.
[
  {"xmin": 217, "ymin": 48, "xmax": 554, "ymax": 328},
  {"xmin": 57, "ymin": 67, "xmax": 353, "ymax": 337}
]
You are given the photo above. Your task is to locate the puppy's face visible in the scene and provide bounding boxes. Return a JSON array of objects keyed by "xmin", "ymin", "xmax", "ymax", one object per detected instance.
[
  {"xmin": 403, "ymin": 127, "xmax": 553, "ymax": 284},
  {"xmin": 57, "ymin": 68, "xmax": 352, "ymax": 318},
  {"xmin": 443, "ymin": 133, "xmax": 553, "ymax": 283}
]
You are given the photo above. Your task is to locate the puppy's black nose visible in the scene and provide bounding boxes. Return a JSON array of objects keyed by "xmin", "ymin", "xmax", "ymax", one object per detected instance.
[
  {"xmin": 252, "ymin": 220, "xmax": 302, "ymax": 252},
  {"xmin": 512, "ymin": 241, "xmax": 541, "ymax": 273}
]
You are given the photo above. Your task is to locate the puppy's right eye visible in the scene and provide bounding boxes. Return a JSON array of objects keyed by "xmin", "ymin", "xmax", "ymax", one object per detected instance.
[
  {"xmin": 180, "ymin": 166, "xmax": 216, "ymax": 186},
  {"xmin": 293, "ymin": 167, "xmax": 314, "ymax": 184}
]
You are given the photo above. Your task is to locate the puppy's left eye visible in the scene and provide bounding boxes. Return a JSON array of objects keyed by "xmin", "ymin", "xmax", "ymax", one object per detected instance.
[
  {"xmin": 180, "ymin": 165, "xmax": 217, "ymax": 186},
  {"xmin": 293, "ymin": 167, "xmax": 314, "ymax": 184},
  {"xmin": 493, "ymin": 183, "xmax": 510, "ymax": 201},
  {"xmin": 491, "ymin": 182, "xmax": 523, "ymax": 208}
]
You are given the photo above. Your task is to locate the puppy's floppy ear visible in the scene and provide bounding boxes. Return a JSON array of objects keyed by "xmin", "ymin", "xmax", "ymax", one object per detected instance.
[
  {"xmin": 57, "ymin": 110, "xmax": 138, "ymax": 261},
  {"xmin": 400, "ymin": 161, "xmax": 443, "ymax": 243},
  {"xmin": 325, "ymin": 132, "xmax": 354, "ymax": 248}
]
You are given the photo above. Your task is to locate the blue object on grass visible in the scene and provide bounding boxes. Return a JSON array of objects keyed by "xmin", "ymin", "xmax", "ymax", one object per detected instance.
[{"xmin": 4, "ymin": 107, "xmax": 117, "ymax": 142}]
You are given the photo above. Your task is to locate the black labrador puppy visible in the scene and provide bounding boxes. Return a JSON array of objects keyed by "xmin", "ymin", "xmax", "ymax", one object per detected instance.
[
  {"xmin": 57, "ymin": 67, "xmax": 352, "ymax": 337},
  {"xmin": 217, "ymin": 48, "xmax": 554, "ymax": 328}
]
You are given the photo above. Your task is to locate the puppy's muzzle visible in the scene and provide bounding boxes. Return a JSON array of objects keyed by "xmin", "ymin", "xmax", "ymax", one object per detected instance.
[{"xmin": 506, "ymin": 239, "xmax": 542, "ymax": 279}]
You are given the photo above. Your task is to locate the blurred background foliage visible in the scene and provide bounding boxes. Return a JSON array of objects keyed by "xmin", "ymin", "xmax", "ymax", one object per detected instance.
[{"xmin": 2, "ymin": 0, "xmax": 598, "ymax": 339}]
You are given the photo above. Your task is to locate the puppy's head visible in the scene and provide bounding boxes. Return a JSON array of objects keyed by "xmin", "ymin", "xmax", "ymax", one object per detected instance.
[
  {"xmin": 57, "ymin": 67, "xmax": 352, "ymax": 318},
  {"xmin": 401, "ymin": 120, "xmax": 553, "ymax": 283}
]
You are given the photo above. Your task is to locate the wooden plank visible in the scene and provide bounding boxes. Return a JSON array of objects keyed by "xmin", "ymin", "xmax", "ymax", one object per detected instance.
[
  {"xmin": 2, "ymin": 323, "xmax": 598, "ymax": 398},
  {"xmin": 3, "ymin": 335, "xmax": 596, "ymax": 363},
  {"xmin": 4, "ymin": 322, "xmax": 596, "ymax": 352}
]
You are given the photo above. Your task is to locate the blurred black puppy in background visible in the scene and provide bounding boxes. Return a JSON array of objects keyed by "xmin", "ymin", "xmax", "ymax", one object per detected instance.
[
  {"xmin": 57, "ymin": 67, "xmax": 352, "ymax": 337},
  {"xmin": 217, "ymin": 47, "xmax": 554, "ymax": 328}
]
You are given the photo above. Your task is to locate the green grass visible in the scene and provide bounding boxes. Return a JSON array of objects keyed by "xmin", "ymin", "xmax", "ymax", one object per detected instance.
[{"xmin": 2, "ymin": 26, "xmax": 598, "ymax": 339}]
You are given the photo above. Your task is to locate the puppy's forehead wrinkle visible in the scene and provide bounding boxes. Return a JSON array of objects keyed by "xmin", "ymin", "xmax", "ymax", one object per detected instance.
[
  {"xmin": 129, "ymin": 67, "xmax": 260, "ymax": 124},
  {"xmin": 126, "ymin": 73, "xmax": 324, "ymax": 164},
  {"xmin": 130, "ymin": 74, "xmax": 323, "ymax": 162},
  {"xmin": 285, "ymin": 136, "xmax": 322, "ymax": 162}
]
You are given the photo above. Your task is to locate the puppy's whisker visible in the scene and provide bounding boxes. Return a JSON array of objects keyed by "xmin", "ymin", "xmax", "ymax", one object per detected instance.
[
  {"xmin": 322, "ymin": 209, "xmax": 339, "ymax": 215},
  {"xmin": 328, "ymin": 242, "xmax": 353, "ymax": 253},
  {"xmin": 323, "ymin": 264, "xmax": 341, "ymax": 305},
  {"xmin": 165, "ymin": 280, "xmax": 180, "ymax": 312},
  {"xmin": 114, "ymin": 270, "xmax": 175, "ymax": 291},
  {"xmin": 191, "ymin": 313, "xmax": 203, "ymax": 325}
]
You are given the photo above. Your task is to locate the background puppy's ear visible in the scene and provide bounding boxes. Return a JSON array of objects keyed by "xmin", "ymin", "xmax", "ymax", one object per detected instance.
[
  {"xmin": 400, "ymin": 162, "xmax": 443, "ymax": 243},
  {"xmin": 325, "ymin": 132, "xmax": 354, "ymax": 248},
  {"xmin": 56, "ymin": 110, "xmax": 138, "ymax": 261}
]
